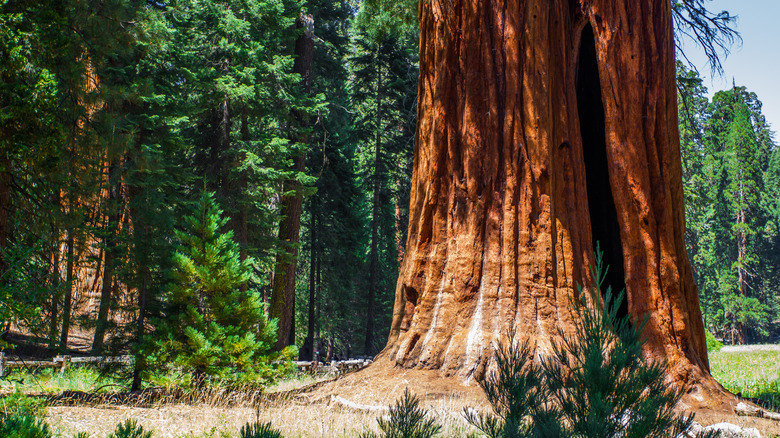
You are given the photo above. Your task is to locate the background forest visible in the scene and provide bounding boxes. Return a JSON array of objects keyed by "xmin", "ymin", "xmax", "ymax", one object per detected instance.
[{"xmin": 0, "ymin": 0, "xmax": 778, "ymax": 388}]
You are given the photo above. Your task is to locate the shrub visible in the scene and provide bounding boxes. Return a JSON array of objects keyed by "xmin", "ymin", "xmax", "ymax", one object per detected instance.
[
  {"xmin": 240, "ymin": 421, "xmax": 284, "ymax": 438},
  {"xmin": 466, "ymin": 251, "xmax": 721, "ymax": 438},
  {"xmin": 463, "ymin": 334, "xmax": 561, "ymax": 438},
  {"xmin": 1, "ymin": 389, "xmax": 45, "ymax": 417},
  {"xmin": 361, "ymin": 388, "xmax": 441, "ymax": 438},
  {"xmin": 0, "ymin": 414, "xmax": 51, "ymax": 438},
  {"xmin": 705, "ymin": 330, "xmax": 723, "ymax": 352},
  {"xmin": 107, "ymin": 419, "xmax": 153, "ymax": 438}
]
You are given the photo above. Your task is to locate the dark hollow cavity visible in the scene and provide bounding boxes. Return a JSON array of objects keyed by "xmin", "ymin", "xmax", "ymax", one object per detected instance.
[{"xmin": 576, "ymin": 24, "xmax": 629, "ymax": 319}]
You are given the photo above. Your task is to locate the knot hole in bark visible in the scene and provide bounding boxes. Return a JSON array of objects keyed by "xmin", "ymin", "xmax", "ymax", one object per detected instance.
[
  {"xmin": 400, "ymin": 284, "xmax": 419, "ymax": 331},
  {"xmin": 576, "ymin": 23, "xmax": 629, "ymax": 320},
  {"xmin": 404, "ymin": 284, "xmax": 419, "ymax": 307}
]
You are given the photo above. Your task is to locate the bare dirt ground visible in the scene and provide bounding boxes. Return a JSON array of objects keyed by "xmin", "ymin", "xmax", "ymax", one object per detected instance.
[{"xmin": 45, "ymin": 359, "xmax": 780, "ymax": 437}]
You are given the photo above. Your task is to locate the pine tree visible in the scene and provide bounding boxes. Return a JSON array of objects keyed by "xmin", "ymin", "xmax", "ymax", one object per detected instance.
[
  {"xmin": 677, "ymin": 74, "xmax": 779, "ymax": 344},
  {"xmin": 361, "ymin": 389, "xmax": 442, "ymax": 438},
  {"xmin": 0, "ymin": 1, "xmax": 72, "ymax": 346},
  {"xmin": 700, "ymin": 86, "xmax": 775, "ymax": 343},
  {"xmin": 152, "ymin": 191, "xmax": 281, "ymax": 383}
]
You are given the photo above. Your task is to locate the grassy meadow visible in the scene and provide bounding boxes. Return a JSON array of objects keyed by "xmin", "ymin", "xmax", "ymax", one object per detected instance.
[{"xmin": 709, "ymin": 346, "xmax": 780, "ymax": 411}]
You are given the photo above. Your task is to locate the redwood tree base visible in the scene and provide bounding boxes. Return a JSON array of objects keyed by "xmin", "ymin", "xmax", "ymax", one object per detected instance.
[{"xmin": 378, "ymin": 0, "xmax": 732, "ymax": 406}]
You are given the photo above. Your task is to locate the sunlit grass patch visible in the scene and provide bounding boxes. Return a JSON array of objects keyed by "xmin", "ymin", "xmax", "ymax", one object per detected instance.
[
  {"xmin": 709, "ymin": 348, "xmax": 780, "ymax": 410},
  {"xmin": 1, "ymin": 366, "xmax": 124, "ymax": 394}
]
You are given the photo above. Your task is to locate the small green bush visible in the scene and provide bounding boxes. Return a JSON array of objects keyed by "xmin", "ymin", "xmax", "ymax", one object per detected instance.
[
  {"xmin": 107, "ymin": 419, "xmax": 153, "ymax": 438},
  {"xmin": 466, "ymin": 251, "xmax": 722, "ymax": 438},
  {"xmin": 240, "ymin": 421, "xmax": 284, "ymax": 438},
  {"xmin": 0, "ymin": 413, "xmax": 51, "ymax": 438},
  {"xmin": 1, "ymin": 389, "xmax": 45, "ymax": 417},
  {"xmin": 705, "ymin": 330, "xmax": 723, "ymax": 352},
  {"xmin": 148, "ymin": 191, "xmax": 290, "ymax": 386},
  {"xmin": 361, "ymin": 388, "xmax": 441, "ymax": 438}
]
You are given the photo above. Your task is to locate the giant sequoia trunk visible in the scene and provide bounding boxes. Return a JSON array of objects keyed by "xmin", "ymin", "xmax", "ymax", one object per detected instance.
[{"xmin": 381, "ymin": 0, "xmax": 720, "ymax": 396}]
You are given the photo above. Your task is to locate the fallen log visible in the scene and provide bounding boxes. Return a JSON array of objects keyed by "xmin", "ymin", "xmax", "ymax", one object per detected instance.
[
  {"xmin": 735, "ymin": 402, "xmax": 780, "ymax": 421},
  {"xmin": 330, "ymin": 395, "xmax": 388, "ymax": 413}
]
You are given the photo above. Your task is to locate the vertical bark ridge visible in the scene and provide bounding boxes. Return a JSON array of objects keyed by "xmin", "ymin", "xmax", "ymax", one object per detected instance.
[{"xmin": 588, "ymin": 0, "xmax": 710, "ymax": 381}]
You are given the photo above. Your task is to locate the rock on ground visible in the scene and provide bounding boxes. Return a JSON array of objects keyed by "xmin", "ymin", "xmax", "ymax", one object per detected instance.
[{"xmin": 684, "ymin": 421, "xmax": 763, "ymax": 438}]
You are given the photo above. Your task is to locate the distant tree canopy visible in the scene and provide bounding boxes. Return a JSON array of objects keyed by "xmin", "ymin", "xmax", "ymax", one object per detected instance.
[{"xmin": 678, "ymin": 63, "xmax": 780, "ymax": 343}]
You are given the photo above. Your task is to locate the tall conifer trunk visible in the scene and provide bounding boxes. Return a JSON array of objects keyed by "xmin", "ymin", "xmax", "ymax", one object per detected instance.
[
  {"xmin": 237, "ymin": 109, "xmax": 250, "ymax": 267},
  {"xmin": 301, "ymin": 199, "xmax": 317, "ymax": 360},
  {"xmin": 49, "ymin": 192, "xmax": 61, "ymax": 350},
  {"xmin": 130, "ymin": 201, "xmax": 150, "ymax": 390},
  {"xmin": 365, "ymin": 56, "xmax": 383, "ymax": 356},
  {"xmin": 60, "ymin": 227, "xmax": 75, "ymax": 350},
  {"xmin": 380, "ymin": 0, "xmax": 725, "ymax": 401},
  {"xmin": 0, "ymin": 153, "xmax": 11, "ymax": 275},
  {"xmin": 270, "ymin": 14, "xmax": 314, "ymax": 350},
  {"xmin": 92, "ymin": 159, "xmax": 119, "ymax": 353}
]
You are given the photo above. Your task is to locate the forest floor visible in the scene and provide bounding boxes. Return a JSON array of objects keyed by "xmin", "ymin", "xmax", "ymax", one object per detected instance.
[
  {"xmin": 39, "ymin": 354, "xmax": 780, "ymax": 438},
  {"xmin": 0, "ymin": 346, "xmax": 773, "ymax": 437},
  {"xmin": 45, "ymin": 360, "xmax": 488, "ymax": 437}
]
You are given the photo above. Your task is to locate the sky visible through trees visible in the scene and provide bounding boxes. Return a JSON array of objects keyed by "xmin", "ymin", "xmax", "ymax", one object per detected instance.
[{"xmin": 680, "ymin": 0, "xmax": 780, "ymax": 131}]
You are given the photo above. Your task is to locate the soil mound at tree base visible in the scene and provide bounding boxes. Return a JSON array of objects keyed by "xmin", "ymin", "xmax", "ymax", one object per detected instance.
[
  {"xmin": 304, "ymin": 357, "xmax": 778, "ymax": 433},
  {"xmin": 300, "ymin": 357, "xmax": 488, "ymax": 409}
]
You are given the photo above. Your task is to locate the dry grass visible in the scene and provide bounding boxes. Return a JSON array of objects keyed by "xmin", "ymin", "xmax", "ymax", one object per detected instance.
[
  {"xmin": 46, "ymin": 389, "xmax": 480, "ymax": 438},
  {"xmin": 36, "ymin": 352, "xmax": 780, "ymax": 437},
  {"xmin": 42, "ymin": 364, "xmax": 483, "ymax": 437},
  {"xmin": 48, "ymin": 402, "xmax": 376, "ymax": 438}
]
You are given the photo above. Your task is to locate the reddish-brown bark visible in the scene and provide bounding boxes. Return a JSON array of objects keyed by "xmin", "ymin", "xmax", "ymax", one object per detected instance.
[{"xmin": 380, "ymin": 0, "xmax": 725, "ymax": 401}]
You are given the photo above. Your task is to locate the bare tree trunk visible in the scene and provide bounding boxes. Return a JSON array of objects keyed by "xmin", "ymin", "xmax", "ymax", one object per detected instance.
[
  {"xmin": 0, "ymin": 153, "xmax": 11, "ymax": 275},
  {"xmin": 315, "ymin": 243, "xmax": 321, "ymax": 344},
  {"xmin": 269, "ymin": 14, "xmax": 314, "ymax": 351},
  {"xmin": 379, "ymin": 0, "xmax": 723, "ymax": 402},
  {"xmin": 365, "ymin": 58, "xmax": 382, "ymax": 356},
  {"xmin": 325, "ymin": 335, "xmax": 333, "ymax": 363},
  {"xmin": 60, "ymin": 227, "xmax": 75, "ymax": 350},
  {"xmin": 49, "ymin": 190, "xmax": 62, "ymax": 350},
  {"xmin": 126, "ymin": 179, "xmax": 150, "ymax": 391},
  {"xmin": 237, "ymin": 108, "xmax": 249, "ymax": 268},
  {"xmin": 92, "ymin": 159, "xmax": 119, "ymax": 353},
  {"xmin": 301, "ymin": 199, "xmax": 317, "ymax": 360}
]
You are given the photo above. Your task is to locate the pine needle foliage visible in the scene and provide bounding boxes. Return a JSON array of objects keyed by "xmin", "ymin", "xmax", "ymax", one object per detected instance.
[
  {"xmin": 150, "ymin": 190, "xmax": 285, "ymax": 384},
  {"xmin": 463, "ymin": 333, "xmax": 562, "ymax": 438},
  {"xmin": 0, "ymin": 414, "xmax": 51, "ymax": 438},
  {"xmin": 466, "ymin": 251, "xmax": 720, "ymax": 438},
  {"xmin": 240, "ymin": 421, "xmax": 284, "ymax": 438},
  {"xmin": 107, "ymin": 419, "xmax": 153, "ymax": 438},
  {"xmin": 362, "ymin": 388, "xmax": 442, "ymax": 438}
]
